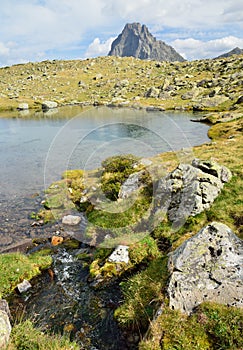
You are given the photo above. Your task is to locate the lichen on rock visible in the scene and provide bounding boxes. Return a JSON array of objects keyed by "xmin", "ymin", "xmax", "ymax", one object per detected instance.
[{"xmin": 167, "ymin": 222, "xmax": 243, "ymax": 314}]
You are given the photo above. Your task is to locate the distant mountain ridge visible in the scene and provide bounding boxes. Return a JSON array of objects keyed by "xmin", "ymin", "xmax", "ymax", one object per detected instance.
[
  {"xmin": 108, "ymin": 23, "xmax": 185, "ymax": 62},
  {"xmin": 216, "ymin": 47, "xmax": 243, "ymax": 59}
]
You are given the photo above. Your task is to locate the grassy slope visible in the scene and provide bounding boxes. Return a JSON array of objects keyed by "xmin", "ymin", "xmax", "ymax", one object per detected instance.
[{"xmin": 0, "ymin": 54, "xmax": 242, "ymax": 111}]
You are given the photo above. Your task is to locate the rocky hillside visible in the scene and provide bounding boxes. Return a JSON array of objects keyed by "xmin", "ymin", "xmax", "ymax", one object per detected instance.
[
  {"xmin": 108, "ymin": 22, "xmax": 185, "ymax": 62},
  {"xmin": 0, "ymin": 53, "xmax": 242, "ymax": 114},
  {"xmin": 216, "ymin": 46, "xmax": 243, "ymax": 58}
]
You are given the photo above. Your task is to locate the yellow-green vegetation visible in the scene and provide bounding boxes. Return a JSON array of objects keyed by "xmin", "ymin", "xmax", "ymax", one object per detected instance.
[
  {"xmin": 0, "ymin": 252, "xmax": 52, "ymax": 297},
  {"xmin": 39, "ymin": 169, "xmax": 84, "ymax": 222},
  {"xmin": 114, "ymin": 256, "xmax": 168, "ymax": 330},
  {"xmin": 0, "ymin": 54, "xmax": 242, "ymax": 112},
  {"xmin": 101, "ymin": 154, "xmax": 140, "ymax": 200},
  {"xmin": 139, "ymin": 302, "xmax": 243, "ymax": 350},
  {"xmin": 5, "ymin": 54, "xmax": 241, "ymax": 348},
  {"xmin": 6, "ymin": 320, "xmax": 79, "ymax": 350}
]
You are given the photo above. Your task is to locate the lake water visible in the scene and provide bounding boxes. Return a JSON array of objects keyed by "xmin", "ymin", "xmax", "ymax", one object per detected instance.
[{"xmin": 0, "ymin": 106, "xmax": 210, "ymax": 248}]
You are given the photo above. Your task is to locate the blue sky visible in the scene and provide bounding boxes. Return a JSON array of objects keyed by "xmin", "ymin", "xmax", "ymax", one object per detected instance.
[{"xmin": 0, "ymin": 0, "xmax": 242, "ymax": 67}]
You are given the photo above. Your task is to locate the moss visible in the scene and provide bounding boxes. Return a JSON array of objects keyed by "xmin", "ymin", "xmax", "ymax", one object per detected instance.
[
  {"xmin": 129, "ymin": 236, "xmax": 161, "ymax": 265},
  {"xmin": 0, "ymin": 252, "xmax": 52, "ymax": 297},
  {"xmin": 101, "ymin": 154, "xmax": 141, "ymax": 200},
  {"xmin": 139, "ymin": 303, "xmax": 243, "ymax": 350}
]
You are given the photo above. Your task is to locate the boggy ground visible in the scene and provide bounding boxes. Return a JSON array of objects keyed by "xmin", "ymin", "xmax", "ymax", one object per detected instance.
[{"xmin": 0, "ymin": 54, "xmax": 242, "ymax": 349}]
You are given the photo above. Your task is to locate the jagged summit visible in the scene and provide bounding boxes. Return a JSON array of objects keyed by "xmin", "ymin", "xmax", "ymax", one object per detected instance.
[
  {"xmin": 108, "ymin": 23, "xmax": 185, "ymax": 62},
  {"xmin": 216, "ymin": 47, "xmax": 243, "ymax": 59}
]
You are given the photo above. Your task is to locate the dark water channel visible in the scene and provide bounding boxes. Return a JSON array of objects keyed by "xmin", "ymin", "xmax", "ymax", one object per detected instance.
[{"xmin": 1, "ymin": 106, "xmax": 210, "ymax": 349}]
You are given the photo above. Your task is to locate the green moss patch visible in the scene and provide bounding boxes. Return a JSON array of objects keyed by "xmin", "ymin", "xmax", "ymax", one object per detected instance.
[{"xmin": 0, "ymin": 252, "xmax": 52, "ymax": 297}]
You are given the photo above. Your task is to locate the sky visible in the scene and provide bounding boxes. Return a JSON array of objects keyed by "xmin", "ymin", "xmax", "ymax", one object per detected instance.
[{"xmin": 0, "ymin": 0, "xmax": 242, "ymax": 67}]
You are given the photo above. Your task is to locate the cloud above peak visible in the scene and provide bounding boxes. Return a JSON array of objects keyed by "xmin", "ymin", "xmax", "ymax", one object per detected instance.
[{"xmin": 0, "ymin": 0, "xmax": 242, "ymax": 66}]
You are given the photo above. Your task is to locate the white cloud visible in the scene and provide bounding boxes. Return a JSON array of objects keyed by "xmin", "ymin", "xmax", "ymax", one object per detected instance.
[
  {"xmin": 172, "ymin": 36, "xmax": 243, "ymax": 60},
  {"xmin": 84, "ymin": 37, "xmax": 115, "ymax": 58},
  {"xmin": 0, "ymin": 0, "xmax": 242, "ymax": 66}
]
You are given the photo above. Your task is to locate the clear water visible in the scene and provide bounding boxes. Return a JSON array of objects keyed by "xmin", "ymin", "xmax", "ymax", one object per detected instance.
[{"xmin": 0, "ymin": 106, "xmax": 209, "ymax": 199}]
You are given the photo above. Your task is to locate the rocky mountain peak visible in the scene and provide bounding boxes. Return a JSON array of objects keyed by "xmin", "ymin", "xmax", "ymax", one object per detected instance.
[
  {"xmin": 216, "ymin": 47, "xmax": 243, "ymax": 59},
  {"xmin": 108, "ymin": 22, "xmax": 185, "ymax": 62}
]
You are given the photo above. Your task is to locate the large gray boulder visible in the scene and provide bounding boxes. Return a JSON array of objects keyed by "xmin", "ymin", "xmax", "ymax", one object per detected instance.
[
  {"xmin": 167, "ymin": 222, "xmax": 243, "ymax": 314},
  {"xmin": 154, "ymin": 159, "xmax": 232, "ymax": 228},
  {"xmin": 0, "ymin": 300, "xmax": 11, "ymax": 348}
]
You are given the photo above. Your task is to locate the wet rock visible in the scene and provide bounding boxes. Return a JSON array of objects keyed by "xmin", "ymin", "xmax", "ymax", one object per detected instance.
[
  {"xmin": 167, "ymin": 222, "xmax": 243, "ymax": 314},
  {"xmin": 16, "ymin": 279, "xmax": 32, "ymax": 293},
  {"xmin": 154, "ymin": 159, "xmax": 232, "ymax": 228},
  {"xmin": 108, "ymin": 245, "xmax": 130, "ymax": 264},
  {"xmin": 0, "ymin": 300, "xmax": 11, "ymax": 349},
  {"xmin": 42, "ymin": 100, "xmax": 58, "ymax": 110}
]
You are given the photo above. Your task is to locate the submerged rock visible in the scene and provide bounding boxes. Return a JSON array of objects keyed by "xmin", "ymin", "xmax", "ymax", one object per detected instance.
[
  {"xmin": 167, "ymin": 222, "xmax": 243, "ymax": 314},
  {"xmin": 0, "ymin": 300, "xmax": 11, "ymax": 349}
]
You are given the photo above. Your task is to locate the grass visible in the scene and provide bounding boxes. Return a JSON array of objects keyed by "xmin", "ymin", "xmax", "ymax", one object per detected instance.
[
  {"xmin": 0, "ymin": 54, "xmax": 242, "ymax": 112},
  {"xmin": 6, "ymin": 320, "xmax": 79, "ymax": 350},
  {"xmin": 0, "ymin": 252, "xmax": 52, "ymax": 298},
  {"xmin": 114, "ymin": 256, "xmax": 168, "ymax": 331},
  {"xmin": 139, "ymin": 302, "xmax": 243, "ymax": 350}
]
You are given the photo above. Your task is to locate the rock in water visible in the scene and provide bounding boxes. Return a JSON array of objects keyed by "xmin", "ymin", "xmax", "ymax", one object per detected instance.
[
  {"xmin": 0, "ymin": 300, "xmax": 11, "ymax": 348},
  {"xmin": 167, "ymin": 222, "xmax": 243, "ymax": 314},
  {"xmin": 108, "ymin": 23, "xmax": 185, "ymax": 62}
]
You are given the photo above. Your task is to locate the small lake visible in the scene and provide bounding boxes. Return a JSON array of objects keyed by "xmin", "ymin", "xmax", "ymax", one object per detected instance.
[{"xmin": 0, "ymin": 106, "xmax": 210, "ymax": 247}]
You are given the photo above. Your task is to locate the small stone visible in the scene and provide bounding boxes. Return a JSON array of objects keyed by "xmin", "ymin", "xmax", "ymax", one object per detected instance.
[
  {"xmin": 17, "ymin": 279, "xmax": 32, "ymax": 293},
  {"xmin": 108, "ymin": 245, "xmax": 130, "ymax": 264},
  {"xmin": 62, "ymin": 215, "xmax": 81, "ymax": 225},
  {"xmin": 51, "ymin": 236, "xmax": 64, "ymax": 246},
  {"xmin": 18, "ymin": 103, "xmax": 29, "ymax": 110}
]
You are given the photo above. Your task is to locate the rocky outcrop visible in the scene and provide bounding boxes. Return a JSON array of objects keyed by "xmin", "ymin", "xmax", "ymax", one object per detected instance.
[
  {"xmin": 154, "ymin": 159, "xmax": 232, "ymax": 228},
  {"xmin": 108, "ymin": 23, "xmax": 185, "ymax": 62},
  {"xmin": 167, "ymin": 222, "xmax": 243, "ymax": 314},
  {"xmin": 0, "ymin": 300, "xmax": 11, "ymax": 349}
]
